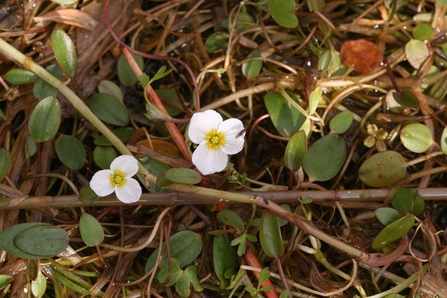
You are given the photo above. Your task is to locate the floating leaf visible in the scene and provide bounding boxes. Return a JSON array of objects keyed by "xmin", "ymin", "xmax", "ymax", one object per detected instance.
[
  {"xmin": 94, "ymin": 127, "xmax": 135, "ymax": 146},
  {"xmin": 268, "ymin": 0, "xmax": 298, "ymax": 28},
  {"xmin": 80, "ymin": 213, "xmax": 104, "ymax": 247},
  {"xmin": 359, "ymin": 151, "xmax": 406, "ymax": 187},
  {"xmin": 52, "ymin": 29, "xmax": 77, "ymax": 77},
  {"xmin": 302, "ymin": 134, "xmax": 346, "ymax": 182},
  {"xmin": 88, "ymin": 93, "xmax": 129, "ymax": 126},
  {"xmin": 163, "ymin": 168, "xmax": 202, "ymax": 185},
  {"xmin": 340, "ymin": 39, "xmax": 383, "ymax": 74},
  {"xmin": 93, "ymin": 146, "xmax": 116, "ymax": 169},
  {"xmin": 413, "ymin": 23, "xmax": 434, "ymax": 40},
  {"xmin": 33, "ymin": 65, "xmax": 62, "ymax": 99},
  {"xmin": 4, "ymin": 69, "xmax": 37, "ymax": 85},
  {"xmin": 242, "ymin": 50, "xmax": 262, "ymax": 79},
  {"xmin": 0, "ymin": 149, "xmax": 11, "ymax": 181},
  {"xmin": 284, "ymin": 130, "xmax": 307, "ymax": 171},
  {"xmin": 400, "ymin": 123, "xmax": 432, "ymax": 153},
  {"xmin": 264, "ymin": 91, "xmax": 305, "ymax": 137},
  {"xmin": 145, "ymin": 231, "xmax": 203, "ymax": 273},
  {"xmin": 372, "ymin": 215, "xmax": 414, "ymax": 249},
  {"xmin": 117, "ymin": 53, "xmax": 144, "ymax": 86},
  {"xmin": 217, "ymin": 209, "xmax": 245, "ymax": 232},
  {"xmin": 376, "ymin": 207, "xmax": 401, "ymax": 226},
  {"xmin": 405, "ymin": 39, "xmax": 429, "ymax": 69},
  {"xmin": 260, "ymin": 210, "xmax": 284, "ymax": 258},
  {"xmin": 55, "ymin": 135, "xmax": 86, "ymax": 170},
  {"xmin": 28, "ymin": 96, "xmax": 61, "ymax": 142},
  {"xmin": 15, "ymin": 226, "xmax": 69, "ymax": 257},
  {"xmin": 213, "ymin": 235, "xmax": 236, "ymax": 289},
  {"xmin": 329, "ymin": 111, "xmax": 353, "ymax": 134}
]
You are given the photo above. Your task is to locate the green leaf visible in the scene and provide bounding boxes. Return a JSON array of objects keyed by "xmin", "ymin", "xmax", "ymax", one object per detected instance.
[
  {"xmin": 205, "ymin": 32, "xmax": 229, "ymax": 52},
  {"xmin": 88, "ymin": 93, "xmax": 129, "ymax": 126},
  {"xmin": 117, "ymin": 53, "xmax": 144, "ymax": 86},
  {"xmin": 33, "ymin": 65, "xmax": 62, "ymax": 99},
  {"xmin": 4, "ymin": 69, "xmax": 37, "ymax": 85},
  {"xmin": 0, "ymin": 149, "xmax": 11, "ymax": 181},
  {"xmin": 400, "ymin": 123, "xmax": 432, "ymax": 153},
  {"xmin": 79, "ymin": 184, "xmax": 98, "ymax": 203},
  {"xmin": 217, "ymin": 209, "xmax": 245, "ymax": 231},
  {"xmin": 329, "ymin": 111, "xmax": 353, "ymax": 134},
  {"xmin": 308, "ymin": 87, "xmax": 321, "ymax": 115},
  {"xmin": 260, "ymin": 210, "xmax": 284, "ymax": 258},
  {"xmin": 97, "ymin": 80, "xmax": 123, "ymax": 103},
  {"xmin": 375, "ymin": 207, "xmax": 401, "ymax": 226},
  {"xmin": 372, "ymin": 215, "xmax": 414, "ymax": 249},
  {"xmin": 52, "ymin": 29, "xmax": 77, "ymax": 77},
  {"xmin": 155, "ymin": 88, "xmax": 183, "ymax": 117},
  {"xmin": 268, "ymin": 0, "xmax": 298, "ymax": 28},
  {"xmin": 284, "ymin": 130, "xmax": 307, "ymax": 171},
  {"xmin": 413, "ymin": 23, "xmax": 434, "ymax": 40},
  {"xmin": 145, "ymin": 231, "xmax": 203, "ymax": 273},
  {"xmin": 148, "ymin": 65, "xmax": 172, "ymax": 84},
  {"xmin": 242, "ymin": 50, "xmax": 262, "ymax": 79},
  {"xmin": 14, "ymin": 226, "xmax": 69, "ymax": 257},
  {"xmin": 264, "ymin": 91, "xmax": 305, "ymax": 137},
  {"xmin": 93, "ymin": 146, "xmax": 116, "ymax": 169},
  {"xmin": 0, "ymin": 275, "xmax": 13, "ymax": 290},
  {"xmin": 302, "ymin": 134, "xmax": 346, "ymax": 182},
  {"xmin": 94, "ymin": 127, "xmax": 135, "ymax": 146},
  {"xmin": 55, "ymin": 135, "xmax": 86, "ymax": 170},
  {"xmin": 405, "ymin": 39, "xmax": 429, "ymax": 69},
  {"xmin": 137, "ymin": 156, "xmax": 171, "ymax": 192},
  {"xmin": 80, "ymin": 213, "xmax": 104, "ymax": 247},
  {"xmin": 175, "ymin": 266, "xmax": 204, "ymax": 297},
  {"xmin": 28, "ymin": 96, "xmax": 61, "ymax": 142},
  {"xmin": 359, "ymin": 151, "xmax": 406, "ymax": 187},
  {"xmin": 31, "ymin": 270, "xmax": 47, "ymax": 298},
  {"xmin": 213, "ymin": 235, "xmax": 236, "ymax": 288},
  {"xmin": 163, "ymin": 168, "xmax": 202, "ymax": 185},
  {"xmin": 156, "ymin": 258, "xmax": 182, "ymax": 286},
  {"xmin": 391, "ymin": 187, "xmax": 425, "ymax": 216},
  {"xmin": 278, "ymin": 204, "xmax": 291, "ymax": 227},
  {"xmin": 0, "ymin": 223, "xmax": 51, "ymax": 259},
  {"xmin": 392, "ymin": 89, "xmax": 420, "ymax": 109}
]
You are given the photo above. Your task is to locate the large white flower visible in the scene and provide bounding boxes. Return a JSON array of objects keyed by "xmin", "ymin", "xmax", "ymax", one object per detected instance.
[
  {"xmin": 188, "ymin": 110, "xmax": 245, "ymax": 175},
  {"xmin": 90, "ymin": 155, "xmax": 142, "ymax": 203}
]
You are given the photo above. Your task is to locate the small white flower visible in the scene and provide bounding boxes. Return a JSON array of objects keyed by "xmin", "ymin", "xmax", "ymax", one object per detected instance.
[
  {"xmin": 188, "ymin": 110, "xmax": 245, "ymax": 175},
  {"xmin": 90, "ymin": 155, "xmax": 142, "ymax": 203}
]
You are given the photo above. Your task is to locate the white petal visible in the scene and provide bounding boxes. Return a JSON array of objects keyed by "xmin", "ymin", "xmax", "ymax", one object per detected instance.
[
  {"xmin": 192, "ymin": 142, "xmax": 228, "ymax": 175},
  {"xmin": 218, "ymin": 118, "xmax": 245, "ymax": 155},
  {"xmin": 115, "ymin": 178, "xmax": 142, "ymax": 203},
  {"xmin": 110, "ymin": 155, "xmax": 139, "ymax": 177},
  {"xmin": 90, "ymin": 170, "xmax": 115, "ymax": 196},
  {"xmin": 188, "ymin": 110, "xmax": 223, "ymax": 144}
]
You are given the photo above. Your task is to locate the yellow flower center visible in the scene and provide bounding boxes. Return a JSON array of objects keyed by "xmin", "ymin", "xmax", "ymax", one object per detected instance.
[
  {"xmin": 205, "ymin": 129, "xmax": 225, "ymax": 150},
  {"xmin": 109, "ymin": 170, "xmax": 126, "ymax": 187}
]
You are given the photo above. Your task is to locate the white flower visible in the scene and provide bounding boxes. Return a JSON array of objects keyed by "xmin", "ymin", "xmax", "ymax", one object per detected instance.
[
  {"xmin": 188, "ymin": 110, "xmax": 245, "ymax": 175},
  {"xmin": 90, "ymin": 155, "xmax": 142, "ymax": 203}
]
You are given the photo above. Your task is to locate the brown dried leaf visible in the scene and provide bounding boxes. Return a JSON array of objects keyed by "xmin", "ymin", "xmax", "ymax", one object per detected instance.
[
  {"xmin": 340, "ymin": 39, "xmax": 383, "ymax": 74},
  {"xmin": 33, "ymin": 9, "xmax": 98, "ymax": 30}
]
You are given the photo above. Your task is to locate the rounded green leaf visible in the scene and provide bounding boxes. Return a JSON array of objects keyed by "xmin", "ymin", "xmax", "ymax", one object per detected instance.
[
  {"xmin": 413, "ymin": 23, "xmax": 434, "ymax": 40},
  {"xmin": 80, "ymin": 213, "xmax": 104, "ymax": 247},
  {"xmin": 145, "ymin": 231, "xmax": 203, "ymax": 273},
  {"xmin": 302, "ymin": 134, "xmax": 346, "ymax": 182},
  {"xmin": 405, "ymin": 39, "xmax": 429, "ymax": 69},
  {"xmin": 4, "ymin": 69, "xmax": 37, "ymax": 85},
  {"xmin": 391, "ymin": 187, "xmax": 425, "ymax": 216},
  {"xmin": 359, "ymin": 151, "xmax": 406, "ymax": 187},
  {"xmin": 268, "ymin": 0, "xmax": 298, "ymax": 28},
  {"xmin": 0, "ymin": 149, "xmax": 11, "ymax": 181},
  {"xmin": 15, "ymin": 226, "xmax": 69, "ymax": 257},
  {"xmin": 117, "ymin": 53, "xmax": 144, "ymax": 86},
  {"xmin": 242, "ymin": 50, "xmax": 262, "ymax": 79},
  {"xmin": 372, "ymin": 215, "xmax": 414, "ymax": 249},
  {"xmin": 284, "ymin": 130, "xmax": 307, "ymax": 171},
  {"xmin": 88, "ymin": 93, "xmax": 129, "ymax": 126},
  {"xmin": 28, "ymin": 96, "xmax": 61, "ymax": 142},
  {"xmin": 400, "ymin": 123, "xmax": 432, "ymax": 153},
  {"xmin": 98, "ymin": 80, "xmax": 123, "ymax": 103},
  {"xmin": 31, "ymin": 271, "xmax": 47, "ymax": 298},
  {"xmin": 217, "ymin": 209, "xmax": 245, "ymax": 231},
  {"xmin": 55, "ymin": 135, "xmax": 86, "ymax": 170},
  {"xmin": 52, "ymin": 29, "xmax": 77, "ymax": 77},
  {"xmin": 213, "ymin": 235, "xmax": 236, "ymax": 288},
  {"xmin": 94, "ymin": 127, "xmax": 135, "ymax": 146},
  {"xmin": 264, "ymin": 91, "xmax": 305, "ymax": 137},
  {"xmin": 260, "ymin": 210, "xmax": 284, "ymax": 258},
  {"xmin": 93, "ymin": 146, "xmax": 117, "ymax": 169},
  {"xmin": 329, "ymin": 111, "xmax": 353, "ymax": 134},
  {"xmin": 33, "ymin": 65, "xmax": 62, "ymax": 99},
  {"xmin": 375, "ymin": 207, "xmax": 401, "ymax": 226},
  {"xmin": 163, "ymin": 168, "xmax": 202, "ymax": 185},
  {"xmin": 392, "ymin": 89, "xmax": 420, "ymax": 109},
  {"xmin": 79, "ymin": 184, "xmax": 99, "ymax": 203},
  {"xmin": 0, "ymin": 223, "xmax": 51, "ymax": 259}
]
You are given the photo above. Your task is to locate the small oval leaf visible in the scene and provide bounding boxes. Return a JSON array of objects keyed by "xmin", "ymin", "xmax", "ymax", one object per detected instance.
[
  {"xmin": 359, "ymin": 151, "xmax": 406, "ymax": 187},
  {"xmin": 55, "ymin": 135, "xmax": 86, "ymax": 170},
  {"xmin": 29, "ymin": 96, "xmax": 61, "ymax": 142},
  {"xmin": 117, "ymin": 53, "xmax": 144, "ymax": 86},
  {"xmin": 93, "ymin": 146, "xmax": 117, "ymax": 169},
  {"xmin": 4, "ymin": 69, "xmax": 37, "ymax": 85},
  {"xmin": 329, "ymin": 111, "xmax": 353, "ymax": 134},
  {"xmin": 375, "ymin": 207, "xmax": 401, "ymax": 226},
  {"xmin": 217, "ymin": 209, "xmax": 245, "ymax": 231},
  {"xmin": 15, "ymin": 226, "xmax": 69, "ymax": 257},
  {"xmin": 0, "ymin": 223, "xmax": 51, "ymax": 259},
  {"xmin": 268, "ymin": 0, "xmax": 298, "ymax": 28},
  {"xmin": 242, "ymin": 50, "xmax": 262, "ymax": 79},
  {"xmin": 372, "ymin": 215, "xmax": 414, "ymax": 249},
  {"xmin": 79, "ymin": 184, "xmax": 99, "ymax": 203},
  {"xmin": 163, "ymin": 168, "xmax": 202, "ymax": 185},
  {"xmin": 400, "ymin": 123, "xmax": 432, "ymax": 153},
  {"xmin": 88, "ymin": 93, "xmax": 129, "ymax": 126},
  {"xmin": 31, "ymin": 271, "xmax": 47, "ymax": 297},
  {"xmin": 33, "ymin": 65, "xmax": 62, "ymax": 100},
  {"xmin": 265, "ymin": 91, "xmax": 305, "ymax": 137},
  {"xmin": 80, "ymin": 213, "xmax": 104, "ymax": 247},
  {"xmin": 405, "ymin": 39, "xmax": 429, "ymax": 69},
  {"xmin": 213, "ymin": 235, "xmax": 236, "ymax": 289},
  {"xmin": 284, "ymin": 130, "xmax": 307, "ymax": 171},
  {"xmin": 52, "ymin": 29, "xmax": 78, "ymax": 77},
  {"xmin": 260, "ymin": 210, "xmax": 284, "ymax": 258}
]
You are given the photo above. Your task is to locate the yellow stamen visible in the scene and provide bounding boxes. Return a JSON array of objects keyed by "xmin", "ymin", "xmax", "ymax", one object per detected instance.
[
  {"xmin": 109, "ymin": 170, "xmax": 126, "ymax": 187},
  {"xmin": 205, "ymin": 129, "xmax": 225, "ymax": 150}
]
